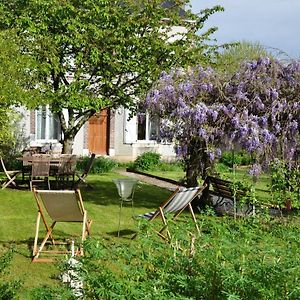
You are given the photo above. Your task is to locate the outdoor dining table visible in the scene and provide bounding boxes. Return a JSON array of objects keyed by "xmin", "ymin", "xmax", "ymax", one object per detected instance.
[
  {"xmin": 17, "ymin": 155, "xmax": 61, "ymax": 166},
  {"xmin": 17, "ymin": 154, "xmax": 78, "ymax": 188}
]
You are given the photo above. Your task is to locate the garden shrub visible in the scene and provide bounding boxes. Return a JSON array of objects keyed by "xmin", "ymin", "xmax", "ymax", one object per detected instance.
[
  {"xmin": 133, "ymin": 151, "xmax": 161, "ymax": 170},
  {"xmin": 220, "ymin": 151, "xmax": 253, "ymax": 167},
  {"xmin": 270, "ymin": 159, "xmax": 300, "ymax": 208},
  {"xmin": 76, "ymin": 156, "xmax": 117, "ymax": 174},
  {"xmin": 157, "ymin": 161, "xmax": 183, "ymax": 172}
]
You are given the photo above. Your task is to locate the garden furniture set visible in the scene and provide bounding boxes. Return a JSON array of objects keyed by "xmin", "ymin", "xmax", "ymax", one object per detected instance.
[{"xmin": 1, "ymin": 153, "xmax": 96, "ymax": 190}]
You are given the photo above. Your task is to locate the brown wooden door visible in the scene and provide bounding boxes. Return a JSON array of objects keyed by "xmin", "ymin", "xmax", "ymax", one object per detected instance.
[{"xmin": 88, "ymin": 109, "xmax": 109, "ymax": 155}]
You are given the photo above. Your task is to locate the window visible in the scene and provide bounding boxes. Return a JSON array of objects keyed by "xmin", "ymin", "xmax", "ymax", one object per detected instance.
[
  {"xmin": 137, "ymin": 113, "xmax": 159, "ymax": 141},
  {"xmin": 36, "ymin": 106, "xmax": 61, "ymax": 140}
]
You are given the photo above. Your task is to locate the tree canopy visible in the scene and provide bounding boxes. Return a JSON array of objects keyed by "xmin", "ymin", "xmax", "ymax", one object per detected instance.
[
  {"xmin": 0, "ymin": 0, "xmax": 223, "ymax": 153},
  {"xmin": 0, "ymin": 30, "xmax": 38, "ymax": 154}
]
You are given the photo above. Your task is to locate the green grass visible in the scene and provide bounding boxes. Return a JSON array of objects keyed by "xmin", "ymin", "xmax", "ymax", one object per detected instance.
[
  {"xmin": 1, "ymin": 167, "xmax": 300, "ymax": 298},
  {"xmin": 0, "ymin": 172, "xmax": 171, "ymax": 299},
  {"xmin": 146, "ymin": 163, "xmax": 275, "ymax": 205}
]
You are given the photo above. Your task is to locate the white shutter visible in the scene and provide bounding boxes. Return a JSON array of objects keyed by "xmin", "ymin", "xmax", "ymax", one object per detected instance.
[{"xmin": 124, "ymin": 109, "xmax": 137, "ymax": 144}]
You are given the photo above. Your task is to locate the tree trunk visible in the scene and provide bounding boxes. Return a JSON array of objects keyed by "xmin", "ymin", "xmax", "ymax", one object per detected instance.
[
  {"xmin": 62, "ymin": 137, "xmax": 74, "ymax": 154},
  {"xmin": 184, "ymin": 139, "xmax": 212, "ymax": 210},
  {"xmin": 185, "ymin": 139, "xmax": 211, "ymax": 187}
]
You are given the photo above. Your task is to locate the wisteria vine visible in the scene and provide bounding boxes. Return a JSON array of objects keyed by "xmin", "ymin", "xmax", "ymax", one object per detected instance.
[{"xmin": 144, "ymin": 58, "xmax": 300, "ymax": 183}]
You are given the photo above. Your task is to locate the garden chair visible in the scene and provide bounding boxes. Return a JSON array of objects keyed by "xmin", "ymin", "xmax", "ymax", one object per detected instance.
[
  {"xmin": 32, "ymin": 188, "xmax": 92, "ymax": 262},
  {"xmin": 30, "ymin": 155, "xmax": 51, "ymax": 191},
  {"xmin": 73, "ymin": 153, "xmax": 96, "ymax": 189},
  {"xmin": 135, "ymin": 185, "xmax": 206, "ymax": 241},
  {"xmin": 55, "ymin": 154, "xmax": 78, "ymax": 189},
  {"xmin": 0, "ymin": 157, "xmax": 22, "ymax": 189}
]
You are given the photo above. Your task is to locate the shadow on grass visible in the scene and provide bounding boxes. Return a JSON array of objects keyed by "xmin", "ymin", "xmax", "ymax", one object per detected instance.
[
  {"xmin": 0, "ymin": 238, "xmax": 34, "ymax": 258},
  {"xmin": 107, "ymin": 229, "xmax": 137, "ymax": 238},
  {"xmin": 81, "ymin": 174, "xmax": 171, "ymax": 209}
]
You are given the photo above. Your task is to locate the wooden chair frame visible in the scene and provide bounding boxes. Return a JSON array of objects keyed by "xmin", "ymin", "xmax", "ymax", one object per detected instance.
[
  {"xmin": 1, "ymin": 157, "xmax": 21, "ymax": 189},
  {"xmin": 136, "ymin": 185, "xmax": 206, "ymax": 241},
  {"xmin": 74, "ymin": 153, "xmax": 96, "ymax": 189},
  {"xmin": 32, "ymin": 188, "xmax": 92, "ymax": 262}
]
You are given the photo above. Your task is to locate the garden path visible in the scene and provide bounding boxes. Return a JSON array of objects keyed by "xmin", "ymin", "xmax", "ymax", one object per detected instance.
[{"xmin": 116, "ymin": 169, "xmax": 179, "ymax": 191}]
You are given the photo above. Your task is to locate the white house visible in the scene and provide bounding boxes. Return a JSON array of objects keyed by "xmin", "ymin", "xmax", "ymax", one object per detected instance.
[{"xmin": 20, "ymin": 106, "xmax": 176, "ymax": 162}]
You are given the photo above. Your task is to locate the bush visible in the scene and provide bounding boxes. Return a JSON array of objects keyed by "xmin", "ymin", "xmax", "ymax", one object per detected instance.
[
  {"xmin": 76, "ymin": 156, "xmax": 117, "ymax": 174},
  {"xmin": 157, "ymin": 161, "xmax": 183, "ymax": 172},
  {"xmin": 220, "ymin": 151, "xmax": 253, "ymax": 167},
  {"xmin": 133, "ymin": 151, "xmax": 161, "ymax": 171}
]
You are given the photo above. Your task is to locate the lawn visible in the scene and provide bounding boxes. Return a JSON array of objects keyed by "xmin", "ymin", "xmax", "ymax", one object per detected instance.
[
  {"xmin": 0, "ymin": 172, "xmax": 171, "ymax": 299},
  {"xmin": 2, "ymin": 169, "xmax": 300, "ymax": 299},
  {"xmin": 146, "ymin": 163, "xmax": 274, "ymax": 205}
]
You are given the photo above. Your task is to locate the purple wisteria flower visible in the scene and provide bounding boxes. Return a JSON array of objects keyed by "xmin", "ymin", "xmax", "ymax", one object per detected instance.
[
  {"xmin": 231, "ymin": 116, "xmax": 240, "ymax": 128},
  {"xmin": 144, "ymin": 58, "xmax": 300, "ymax": 180},
  {"xmin": 215, "ymin": 148, "xmax": 222, "ymax": 157},
  {"xmin": 198, "ymin": 128, "xmax": 207, "ymax": 140},
  {"xmin": 207, "ymin": 150, "xmax": 215, "ymax": 162},
  {"xmin": 270, "ymin": 88, "xmax": 279, "ymax": 100},
  {"xmin": 249, "ymin": 163, "xmax": 262, "ymax": 176},
  {"xmin": 261, "ymin": 129, "xmax": 273, "ymax": 145}
]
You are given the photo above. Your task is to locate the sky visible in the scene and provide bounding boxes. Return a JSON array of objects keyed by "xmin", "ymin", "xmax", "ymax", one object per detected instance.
[{"xmin": 189, "ymin": 0, "xmax": 300, "ymax": 59}]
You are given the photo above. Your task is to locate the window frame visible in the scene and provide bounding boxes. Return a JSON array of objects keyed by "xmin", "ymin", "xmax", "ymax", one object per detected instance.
[{"xmin": 35, "ymin": 106, "xmax": 61, "ymax": 142}]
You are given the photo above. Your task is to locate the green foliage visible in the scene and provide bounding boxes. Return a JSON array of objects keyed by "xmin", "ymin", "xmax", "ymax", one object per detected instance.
[
  {"xmin": 270, "ymin": 159, "xmax": 300, "ymax": 208},
  {"xmin": 220, "ymin": 151, "xmax": 253, "ymax": 167},
  {"xmin": 29, "ymin": 286, "xmax": 75, "ymax": 300},
  {"xmin": 0, "ymin": 30, "xmax": 35, "ymax": 158},
  {"xmin": 133, "ymin": 151, "xmax": 161, "ymax": 170},
  {"xmin": 0, "ymin": 250, "xmax": 22, "ymax": 300},
  {"xmin": 156, "ymin": 161, "xmax": 183, "ymax": 172},
  {"xmin": 76, "ymin": 156, "xmax": 117, "ymax": 174},
  {"xmin": 0, "ymin": 0, "xmax": 223, "ymax": 152},
  {"xmin": 77, "ymin": 216, "xmax": 300, "ymax": 299},
  {"xmin": 216, "ymin": 41, "xmax": 272, "ymax": 76}
]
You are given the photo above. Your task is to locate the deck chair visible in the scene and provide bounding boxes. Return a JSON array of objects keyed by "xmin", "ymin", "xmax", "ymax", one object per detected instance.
[
  {"xmin": 32, "ymin": 188, "xmax": 92, "ymax": 262},
  {"xmin": 136, "ymin": 185, "xmax": 206, "ymax": 241},
  {"xmin": 73, "ymin": 153, "xmax": 95, "ymax": 189},
  {"xmin": 1, "ymin": 157, "xmax": 22, "ymax": 189}
]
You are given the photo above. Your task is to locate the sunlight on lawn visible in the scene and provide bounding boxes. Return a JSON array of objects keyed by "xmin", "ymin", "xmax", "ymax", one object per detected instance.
[{"xmin": 0, "ymin": 172, "xmax": 171, "ymax": 298}]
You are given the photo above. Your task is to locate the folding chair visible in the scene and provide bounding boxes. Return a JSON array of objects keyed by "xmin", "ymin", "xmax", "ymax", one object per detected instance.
[
  {"xmin": 55, "ymin": 154, "xmax": 78, "ymax": 189},
  {"xmin": 1, "ymin": 157, "xmax": 22, "ymax": 189},
  {"xmin": 30, "ymin": 155, "xmax": 51, "ymax": 191},
  {"xmin": 136, "ymin": 185, "xmax": 206, "ymax": 241},
  {"xmin": 73, "ymin": 153, "xmax": 95, "ymax": 189},
  {"xmin": 32, "ymin": 188, "xmax": 92, "ymax": 262}
]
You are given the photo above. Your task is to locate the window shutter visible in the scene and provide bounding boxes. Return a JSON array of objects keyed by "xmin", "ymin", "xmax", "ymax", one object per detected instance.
[{"xmin": 123, "ymin": 109, "xmax": 137, "ymax": 144}]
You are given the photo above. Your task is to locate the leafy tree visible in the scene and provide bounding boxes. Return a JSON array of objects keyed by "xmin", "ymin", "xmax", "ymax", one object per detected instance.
[
  {"xmin": 144, "ymin": 58, "xmax": 300, "ymax": 186},
  {"xmin": 0, "ymin": 30, "xmax": 38, "ymax": 155},
  {"xmin": 216, "ymin": 41, "xmax": 272, "ymax": 76},
  {"xmin": 0, "ymin": 0, "xmax": 223, "ymax": 153}
]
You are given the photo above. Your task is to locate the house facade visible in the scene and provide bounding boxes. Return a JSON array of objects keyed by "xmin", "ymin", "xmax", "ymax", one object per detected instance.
[{"xmin": 20, "ymin": 106, "xmax": 176, "ymax": 162}]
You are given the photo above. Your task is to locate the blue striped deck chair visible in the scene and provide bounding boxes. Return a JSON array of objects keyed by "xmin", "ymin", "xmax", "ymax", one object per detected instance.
[{"xmin": 136, "ymin": 185, "xmax": 206, "ymax": 240}]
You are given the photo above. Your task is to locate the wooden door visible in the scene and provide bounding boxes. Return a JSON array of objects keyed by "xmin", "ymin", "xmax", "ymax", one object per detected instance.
[{"xmin": 88, "ymin": 109, "xmax": 109, "ymax": 155}]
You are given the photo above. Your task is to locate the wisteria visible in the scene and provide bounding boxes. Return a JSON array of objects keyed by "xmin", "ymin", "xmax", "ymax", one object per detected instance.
[{"xmin": 143, "ymin": 58, "xmax": 300, "ymax": 186}]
